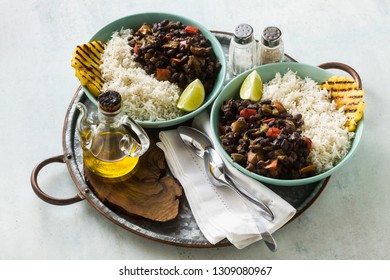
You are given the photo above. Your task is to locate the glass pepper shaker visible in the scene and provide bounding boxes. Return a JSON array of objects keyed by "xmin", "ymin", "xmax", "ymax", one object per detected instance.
[
  {"xmin": 229, "ymin": 23, "xmax": 257, "ymax": 76},
  {"xmin": 259, "ymin": 26, "xmax": 284, "ymax": 65}
]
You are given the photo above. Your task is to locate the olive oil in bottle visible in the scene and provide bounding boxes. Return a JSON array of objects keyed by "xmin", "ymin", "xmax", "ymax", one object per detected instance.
[{"xmin": 82, "ymin": 131, "xmax": 139, "ymax": 178}]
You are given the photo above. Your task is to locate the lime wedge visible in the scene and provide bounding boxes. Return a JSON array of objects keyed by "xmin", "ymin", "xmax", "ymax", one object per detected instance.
[
  {"xmin": 240, "ymin": 70, "xmax": 263, "ymax": 101},
  {"xmin": 177, "ymin": 79, "xmax": 205, "ymax": 112}
]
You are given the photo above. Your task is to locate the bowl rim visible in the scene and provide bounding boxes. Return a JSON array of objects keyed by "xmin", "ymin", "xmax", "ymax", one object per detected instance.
[
  {"xmin": 83, "ymin": 12, "xmax": 227, "ymax": 128},
  {"xmin": 210, "ymin": 62, "xmax": 364, "ymax": 186}
]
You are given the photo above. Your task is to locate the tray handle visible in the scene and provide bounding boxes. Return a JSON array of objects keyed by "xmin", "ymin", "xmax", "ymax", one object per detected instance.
[
  {"xmin": 318, "ymin": 62, "xmax": 362, "ymax": 89},
  {"xmin": 31, "ymin": 155, "xmax": 85, "ymax": 205}
]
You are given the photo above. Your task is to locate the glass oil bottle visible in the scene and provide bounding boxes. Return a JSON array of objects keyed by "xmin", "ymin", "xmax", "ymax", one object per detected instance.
[{"xmin": 76, "ymin": 90, "xmax": 150, "ymax": 178}]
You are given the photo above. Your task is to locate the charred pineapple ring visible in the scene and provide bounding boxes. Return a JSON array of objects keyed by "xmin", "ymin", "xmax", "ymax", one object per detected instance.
[
  {"xmin": 321, "ymin": 76, "xmax": 365, "ymax": 132},
  {"xmin": 71, "ymin": 41, "xmax": 105, "ymax": 97}
]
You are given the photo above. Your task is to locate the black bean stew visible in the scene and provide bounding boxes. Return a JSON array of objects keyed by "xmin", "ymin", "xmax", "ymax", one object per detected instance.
[
  {"xmin": 127, "ymin": 19, "xmax": 222, "ymax": 95},
  {"xmin": 219, "ymin": 99, "xmax": 316, "ymax": 179}
]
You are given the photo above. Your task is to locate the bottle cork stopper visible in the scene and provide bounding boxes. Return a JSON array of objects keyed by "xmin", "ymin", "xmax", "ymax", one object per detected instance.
[{"xmin": 98, "ymin": 90, "xmax": 122, "ymax": 113}]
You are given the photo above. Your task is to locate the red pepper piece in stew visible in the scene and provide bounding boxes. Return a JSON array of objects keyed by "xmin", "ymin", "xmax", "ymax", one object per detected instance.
[
  {"xmin": 265, "ymin": 159, "xmax": 278, "ymax": 176},
  {"xmin": 266, "ymin": 127, "xmax": 282, "ymax": 139},
  {"xmin": 239, "ymin": 108, "xmax": 257, "ymax": 120},
  {"xmin": 156, "ymin": 68, "xmax": 171, "ymax": 81},
  {"xmin": 185, "ymin": 25, "xmax": 200, "ymax": 34}
]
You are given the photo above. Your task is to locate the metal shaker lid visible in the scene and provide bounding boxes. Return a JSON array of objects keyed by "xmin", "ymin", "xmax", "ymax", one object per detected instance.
[
  {"xmin": 261, "ymin": 26, "xmax": 282, "ymax": 47},
  {"xmin": 233, "ymin": 24, "xmax": 254, "ymax": 44}
]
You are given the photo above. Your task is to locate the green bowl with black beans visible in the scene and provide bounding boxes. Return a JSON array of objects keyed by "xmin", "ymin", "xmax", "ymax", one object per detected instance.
[
  {"xmin": 210, "ymin": 62, "xmax": 364, "ymax": 186},
  {"xmin": 84, "ymin": 12, "xmax": 226, "ymax": 128}
]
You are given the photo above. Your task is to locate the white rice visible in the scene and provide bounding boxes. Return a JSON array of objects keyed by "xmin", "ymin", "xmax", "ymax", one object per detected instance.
[
  {"xmin": 262, "ymin": 70, "xmax": 355, "ymax": 173},
  {"xmin": 100, "ymin": 28, "xmax": 183, "ymax": 122}
]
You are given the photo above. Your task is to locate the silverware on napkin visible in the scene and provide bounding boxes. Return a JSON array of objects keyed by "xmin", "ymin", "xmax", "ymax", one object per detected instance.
[{"xmin": 177, "ymin": 126, "xmax": 277, "ymax": 251}]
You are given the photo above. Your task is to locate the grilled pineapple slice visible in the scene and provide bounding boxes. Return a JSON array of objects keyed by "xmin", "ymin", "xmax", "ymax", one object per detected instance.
[
  {"xmin": 71, "ymin": 41, "xmax": 105, "ymax": 97},
  {"xmin": 321, "ymin": 76, "xmax": 365, "ymax": 132}
]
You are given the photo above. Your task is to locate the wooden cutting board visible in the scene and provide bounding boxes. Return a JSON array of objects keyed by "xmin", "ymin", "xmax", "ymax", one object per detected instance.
[{"xmin": 84, "ymin": 141, "xmax": 183, "ymax": 222}]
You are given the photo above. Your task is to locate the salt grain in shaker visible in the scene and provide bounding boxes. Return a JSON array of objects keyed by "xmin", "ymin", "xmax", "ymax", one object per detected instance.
[
  {"xmin": 259, "ymin": 26, "xmax": 284, "ymax": 65},
  {"xmin": 229, "ymin": 24, "xmax": 257, "ymax": 76}
]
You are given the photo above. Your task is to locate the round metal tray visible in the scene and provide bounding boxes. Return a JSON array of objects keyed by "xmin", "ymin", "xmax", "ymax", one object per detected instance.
[{"xmin": 31, "ymin": 31, "xmax": 335, "ymax": 248}]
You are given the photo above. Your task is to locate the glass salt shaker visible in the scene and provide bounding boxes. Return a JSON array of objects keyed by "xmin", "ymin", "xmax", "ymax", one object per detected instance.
[
  {"xmin": 229, "ymin": 24, "xmax": 257, "ymax": 76},
  {"xmin": 259, "ymin": 26, "xmax": 284, "ymax": 65}
]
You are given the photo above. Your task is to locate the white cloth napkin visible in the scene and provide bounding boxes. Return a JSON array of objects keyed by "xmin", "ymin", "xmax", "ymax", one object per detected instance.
[{"xmin": 157, "ymin": 111, "xmax": 296, "ymax": 249}]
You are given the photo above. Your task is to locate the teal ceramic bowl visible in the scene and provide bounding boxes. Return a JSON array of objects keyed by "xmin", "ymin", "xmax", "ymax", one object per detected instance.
[
  {"xmin": 210, "ymin": 62, "xmax": 364, "ymax": 186},
  {"xmin": 84, "ymin": 13, "xmax": 226, "ymax": 128}
]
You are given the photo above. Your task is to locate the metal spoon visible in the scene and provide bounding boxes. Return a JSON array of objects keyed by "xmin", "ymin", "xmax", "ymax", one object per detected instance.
[
  {"xmin": 177, "ymin": 126, "xmax": 274, "ymax": 221},
  {"xmin": 178, "ymin": 126, "xmax": 210, "ymax": 158}
]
